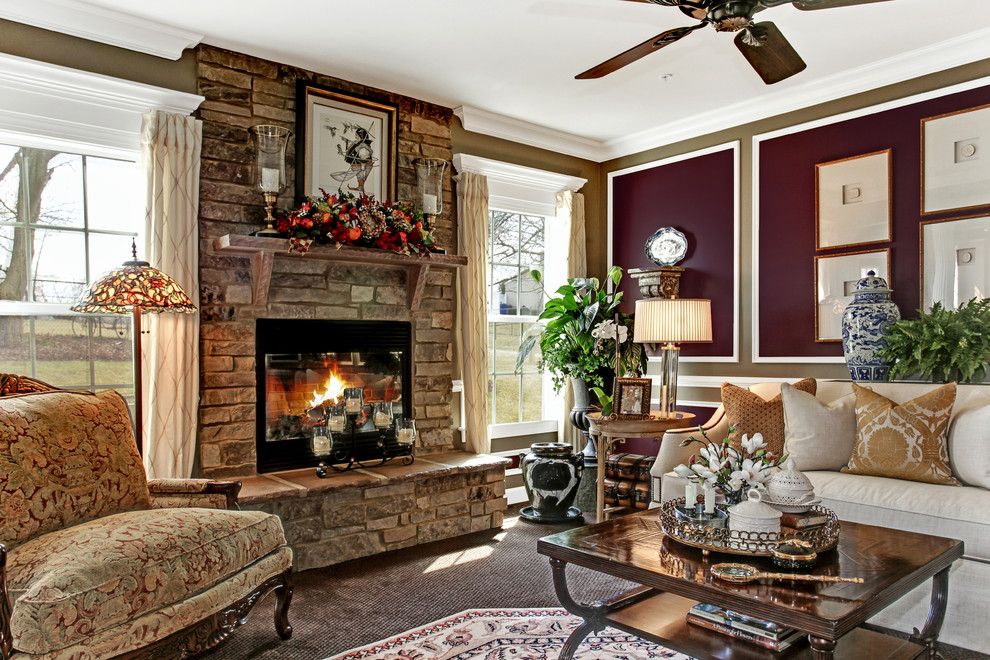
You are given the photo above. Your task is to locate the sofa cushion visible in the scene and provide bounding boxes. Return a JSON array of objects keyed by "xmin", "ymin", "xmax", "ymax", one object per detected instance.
[
  {"xmin": 7, "ymin": 507, "xmax": 286, "ymax": 655},
  {"xmin": 722, "ymin": 377, "xmax": 817, "ymax": 455},
  {"xmin": 782, "ymin": 382, "xmax": 857, "ymax": 471},
  {"xmin": 0, "ymin": 390, "xmax": 151, "ymax": 549},
  {"xmin": 843, "ymin": 383, "xmax": 959, "ymax": 485},
  {"xmin": 807, "ymin": 471, "xmax": 990, "ymax": 562},
  {"xmin": 947, "ymin": 390, "xmax": 990, "ymax": 489}
]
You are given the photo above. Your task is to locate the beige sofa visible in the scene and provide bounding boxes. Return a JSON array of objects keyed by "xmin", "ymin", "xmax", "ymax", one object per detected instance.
[
  {"xmin": 651, "ymin": 379, "xmax": 990, "ymax": 653},
  {"xmin": 0, "ymin": 374, "xmax": 294, "ymax": 659}
]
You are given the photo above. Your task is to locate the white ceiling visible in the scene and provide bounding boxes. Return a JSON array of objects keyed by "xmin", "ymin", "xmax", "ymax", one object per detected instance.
[{"xmin": 6, "ymin": 0, "xmax": 990, "ymax": 160}]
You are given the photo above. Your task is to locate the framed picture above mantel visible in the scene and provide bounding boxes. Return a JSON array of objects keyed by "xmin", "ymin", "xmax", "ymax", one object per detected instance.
[{"xmin": 295, "ymin": 81, "xmax": 397, "ymax": 203}]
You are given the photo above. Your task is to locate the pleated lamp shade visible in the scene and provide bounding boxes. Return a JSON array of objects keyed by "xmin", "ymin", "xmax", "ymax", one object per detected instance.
[
  {"xmin": 71, "ymin": 260, "xmax": 197, "ymax": 314},
  {"xmin": 633, "ymin": 298, "xmax": 712, "ymax": 344}
]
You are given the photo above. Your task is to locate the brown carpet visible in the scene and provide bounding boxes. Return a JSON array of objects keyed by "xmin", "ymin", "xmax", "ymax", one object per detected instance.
[{"xmin": 200, "ymin": 506, "xmax": 988, "ymax": 660}]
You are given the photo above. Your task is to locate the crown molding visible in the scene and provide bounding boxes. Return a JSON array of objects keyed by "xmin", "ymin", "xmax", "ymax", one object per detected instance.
[
  {"xmin": 454, "ymin": 105, "xmax": 605, "ymax": 162},
  {"xmin": 456, "ymin": 28, "xmax": 990, "ymax": 162},
  {"xmin": 0, "ymin": 53, "xmax": 204, "ymax": 156},
  {"xmin": 452, "ymin": 153, "xmax": 587, "ymax": 218},
  {"xmin": 0, "ymin": 0, "xmax": 202, "ymax": 60}
]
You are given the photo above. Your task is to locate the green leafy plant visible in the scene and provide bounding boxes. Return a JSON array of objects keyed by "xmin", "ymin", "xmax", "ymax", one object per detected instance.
[
  {"xmin": 515, "ymin": 266, "xmax": 646, "ymax": 392},
  {"xmin": 589, "ymin": 387, "xmax": 613, "ymax": 417},
  {"xmin": 878, "ymin": 297, "xmax": 990, "ymax": 383}
]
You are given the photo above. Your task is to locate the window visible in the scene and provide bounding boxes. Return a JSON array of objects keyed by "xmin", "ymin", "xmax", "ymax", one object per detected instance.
[
  {"xmin": 0, "ymin": 143, "xmax": 141, "ymax": 398},
  {"xmin": 487, "ymin": 209, "xmax": 546, "ymax": 426}
]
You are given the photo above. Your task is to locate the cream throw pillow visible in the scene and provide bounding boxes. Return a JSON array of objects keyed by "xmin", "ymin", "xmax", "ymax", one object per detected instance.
[
  {"xmin": 843, "ymin": 382, "xmax": 960, "ymax": 485},
  {"xmin": 947, "ymin": 396, "xmax": 990, "ymax": 489},
  {"xmin": 781, "ymin": 383, "xmax": 856, "ymax": 472}
]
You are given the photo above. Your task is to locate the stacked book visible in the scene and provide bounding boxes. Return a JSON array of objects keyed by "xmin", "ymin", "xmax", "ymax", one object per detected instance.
[
  {"xmin": 687, "ymin": 602, "xmax": 806, "ymax": 651},
  {"xmin": 779, "ymin": 510, "xmax": 829, "ymax": 535}
]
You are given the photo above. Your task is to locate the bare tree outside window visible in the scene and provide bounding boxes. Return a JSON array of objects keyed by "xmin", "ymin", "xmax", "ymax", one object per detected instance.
[
  {"xmin": 488, "ymin": 209, "xmax": 546, "ymax": 426},
  {"xmin": 0, "ymin": 143, "xmax": 139, "ymax": 396}
]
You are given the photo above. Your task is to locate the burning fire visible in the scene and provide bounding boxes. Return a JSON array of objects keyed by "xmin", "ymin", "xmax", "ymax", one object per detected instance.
[{"xmin": 308, "ymin": 372, "xmax": 347, "ymax": 409}]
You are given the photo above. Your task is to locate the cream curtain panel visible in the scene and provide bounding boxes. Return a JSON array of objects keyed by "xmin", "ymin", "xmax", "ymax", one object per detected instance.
[
  {"xmin": 140, "ymin": 111, "xmax": 202, "ymax": 479},
  {"xmin": 556, "ymin": 190, "xmax": 587, "ymax": 449},
  {"xmin": 456, "ymin": 172, "xmax": 491, "ymax": 454}
]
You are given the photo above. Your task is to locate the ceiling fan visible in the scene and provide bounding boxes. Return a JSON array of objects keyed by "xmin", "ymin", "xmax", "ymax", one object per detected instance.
[{"xmin": 577, "ymin": 0, "xmax": 892, "ymax": 84}]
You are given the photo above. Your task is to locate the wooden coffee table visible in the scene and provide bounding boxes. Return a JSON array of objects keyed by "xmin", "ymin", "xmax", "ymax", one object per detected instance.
[{"xmin": 537, "ymin": 511, "xmax": 963, "ymax": 659}]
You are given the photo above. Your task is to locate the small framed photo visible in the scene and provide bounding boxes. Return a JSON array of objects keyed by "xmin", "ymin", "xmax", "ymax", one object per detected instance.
[
  {"xmin": 814, "ymin": 248, "xmax": 890, "ymax": 342},
  {"xmin": 296, "ymin": 81, "xmax": 397, "ymax": 202},
  {"xmin": 922, "ymin": 103, "xmax": 990, "ymax": 215},
  {"xmin": 613, "ymin": 377, "xmax": 652, "ymax": 420},
  {"xmin": 815, "ymin": 150, "xmax": 892, "ymax": 250},
  {"xmin": 921, "ymin": 214, "xmax": 990, "ymax": 311}
]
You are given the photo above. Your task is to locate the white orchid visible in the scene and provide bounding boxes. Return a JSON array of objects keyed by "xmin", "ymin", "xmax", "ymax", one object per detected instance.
[
  {"xmin": 673, "ymin": 464, "xmax": 694, "ymax": 479},
  {"xmin": 591, "ymin": 320, "xmax": 629, "ymax": 344},
  {"xmin": 729, "ymin": 458, "xmax": 772, "ymax": 486},
  {"xmin": 675, "ymin": 425, "xmax": 784, "ymax": 501}
]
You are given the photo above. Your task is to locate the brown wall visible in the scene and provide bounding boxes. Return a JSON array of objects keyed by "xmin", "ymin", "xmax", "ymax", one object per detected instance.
[{"xmin": 599, "ymin": 58, "xmax": 990, "ymax": 405}]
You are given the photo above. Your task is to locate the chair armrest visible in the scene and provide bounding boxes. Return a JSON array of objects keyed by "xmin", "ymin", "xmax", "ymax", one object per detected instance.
[
  {"xmin": 1, "ymin": 544, "xmax": 12, "ymax": 660},
  {"xmin": 147, "ymin": 479, "xmax": 242, "ymax": 511}
]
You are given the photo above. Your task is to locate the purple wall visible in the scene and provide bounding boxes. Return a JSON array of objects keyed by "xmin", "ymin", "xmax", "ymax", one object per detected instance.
[
  {"xmin": 758, "ymin": 85, "xmax": 990, "ymax": 358},
  {"xmin": 611, "ymin": 147, "xmax": 736, "ymax": 358}
]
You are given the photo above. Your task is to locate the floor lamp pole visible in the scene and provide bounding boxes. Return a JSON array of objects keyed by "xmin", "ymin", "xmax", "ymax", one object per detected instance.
[{"xmin": 132, "ymin": 306, "xmax": 143, "ymax": 455}]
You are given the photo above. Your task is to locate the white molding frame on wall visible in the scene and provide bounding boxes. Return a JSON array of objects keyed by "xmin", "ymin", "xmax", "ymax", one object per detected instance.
[
  {"xmin": 0, "ymin": 0, "xmax": 202, "ymax": 60},
  {"xmin": 751, "ymin": 74, "xmax": 990, "ymax": 364},
  {"xmin": 452, "ymin": 153, "xmax": 586, "ymax": 218},
  {"xmin": 0, "ymin": 53, "xmax": 204, "ymax": 159},
  {"xmin": 607, "ymin": 141, "xmax": 741, "ymax": 364}
]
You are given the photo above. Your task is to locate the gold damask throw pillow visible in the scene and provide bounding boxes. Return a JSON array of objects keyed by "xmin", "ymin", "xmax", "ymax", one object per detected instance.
[
  {"xmin": 842, "ymin": 382, "xmax": 960, "ymax": 485},
  {"xmin": 721, "ymin": 378, "xmax": 817, "ymax": 457}
]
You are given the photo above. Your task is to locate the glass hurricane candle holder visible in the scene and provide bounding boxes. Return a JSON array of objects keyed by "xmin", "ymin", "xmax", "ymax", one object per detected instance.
[
  {"xmin": 251, "ymin": 124, "xmax": 291, "ymax": 236},
  {"xmin": 396, "ymin": 418, "xmax": 416, "ymax": 446},
  {"xmin": 413, "ymin": 157, "xmax": 446, "ymax": 230},
  {"xmin": 311, "ymin": 425, "xmax": 332, "ymax": 457},
  {"xmin": 328, "ymin": 404, "xmax": 346, "ymax": 432},
  {"xmin": 343, "ymin": 387, "xmax": 364, "ymax": 415},
  {"xmin": 373, "ymin": 401, "xmax": 393, "ymax": 429}
]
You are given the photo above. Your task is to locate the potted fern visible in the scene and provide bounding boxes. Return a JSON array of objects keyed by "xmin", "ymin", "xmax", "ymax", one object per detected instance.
[{"xmin": 877, "ymin": 298, "xmax": 990, "ymax": 383}]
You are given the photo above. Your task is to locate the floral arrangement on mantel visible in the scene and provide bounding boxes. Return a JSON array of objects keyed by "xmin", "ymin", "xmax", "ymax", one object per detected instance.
[
  {"xmin": 273, "ymin": 189, "xmax": 438, "ymax": 256},
  {"xmin": 673, "ymin": 427, "xmax": 784, "ymax": 504}
]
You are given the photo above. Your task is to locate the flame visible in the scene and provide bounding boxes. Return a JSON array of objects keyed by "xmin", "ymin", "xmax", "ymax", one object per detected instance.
[{"xmin": 308, "ymin": 372, "xmax": 346, "ymax": 408}]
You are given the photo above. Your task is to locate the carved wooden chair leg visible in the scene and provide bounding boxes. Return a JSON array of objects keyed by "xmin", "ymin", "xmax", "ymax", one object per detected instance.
[
  {"xmin": 274, "ymin": 569, "xmax": 294, "ymax": 640},
  {"xmin": 0, "ymin": 546, "xmax": 12, "ymax": 660}
]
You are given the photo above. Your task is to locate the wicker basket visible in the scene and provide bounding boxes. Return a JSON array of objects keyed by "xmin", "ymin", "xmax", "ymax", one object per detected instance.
[{"xmin": 659, "ymin": 498, "xmax": 840, "ymax": 557}]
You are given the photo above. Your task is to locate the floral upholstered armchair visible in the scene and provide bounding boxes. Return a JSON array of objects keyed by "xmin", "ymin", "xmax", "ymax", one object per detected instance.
[{"xmin": 0, "ymin": 374, "xmax": 293, "ymax": 659}]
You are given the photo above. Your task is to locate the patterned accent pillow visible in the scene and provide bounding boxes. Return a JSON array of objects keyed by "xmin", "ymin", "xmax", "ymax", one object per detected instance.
[
  {"xmin": 721, "ymin": 378, "xmax": 817, "ymax": 456},
  {"xmin": 842, "ymin": 383, "xmax": 960, "ymax": 485},
  {"xmin": 0, "ymin": 389, "xmax": 151, "ymax": 549}
]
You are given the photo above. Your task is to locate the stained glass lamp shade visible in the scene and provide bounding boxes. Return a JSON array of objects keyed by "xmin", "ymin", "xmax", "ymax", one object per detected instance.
[{"xmin": 71, "ymin": 246, "xmax": 197, "ymax": 453}]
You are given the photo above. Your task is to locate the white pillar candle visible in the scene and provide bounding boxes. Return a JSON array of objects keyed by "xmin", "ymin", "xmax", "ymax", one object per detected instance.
[
  {"xmin": 329, "ymin": 416, "xmax": 346, "ymax": 432},
  {"xmin": 312, "ymin": 434, "xmax": 330, "ymax": 456},
  {"xmin": 261, "ymin": 167, "xmax": 280, "ymax": 192},
  {"xmin": 684, "ymin": 480, "xmax": 697, "ymax": 509},
  {"xmin": 704, "ymin": 483, "xmax": 715, "ymax": 514},
  {"xmin": 374, "ymin": 412, "xmax": 391, "ymax": 428},
  {"xmin": 396, "ymin": 428, "xmax": 415, "ymax": 445},
  {"xmin": 345, "ymin": 398, "xmax": 362, "ymax": 414},
  {"xmin": 422, "ymin": 193, "xmax": 438, "ymax": 214}
]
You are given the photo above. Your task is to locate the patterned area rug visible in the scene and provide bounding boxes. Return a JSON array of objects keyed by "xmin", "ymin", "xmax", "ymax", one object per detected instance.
[{"xmin": 325, "ymin": 608, "xmax": 689, "ymax": 660}]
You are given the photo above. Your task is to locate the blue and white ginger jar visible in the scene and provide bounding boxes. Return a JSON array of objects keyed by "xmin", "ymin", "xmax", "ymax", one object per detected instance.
[{"xmin": 841, "ymin": 271, "xmax": 900, "ymax": 382}]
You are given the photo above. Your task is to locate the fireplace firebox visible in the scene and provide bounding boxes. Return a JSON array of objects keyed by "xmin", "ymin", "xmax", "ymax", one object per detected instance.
[{"xmin": 255, "ymin": 319, "xmax": 412, "ymax": 473}]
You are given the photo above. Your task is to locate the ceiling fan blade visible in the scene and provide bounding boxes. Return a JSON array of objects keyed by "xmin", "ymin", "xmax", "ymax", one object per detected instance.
[
  {"xmin": 792, "ymin": 0, "xmax": 892, "ymax": 9},
  {"xmin": 576, "ymin": 23, "xmax": 705, "ymax": 79},
  {"xmin": 734, "ymin": 21, "xmax": 807, "ymax": 85}
]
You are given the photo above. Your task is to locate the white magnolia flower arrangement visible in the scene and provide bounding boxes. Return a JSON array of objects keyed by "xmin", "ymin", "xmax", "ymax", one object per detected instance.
[{"xmin": 673, "ymin": 426, "xmax": 784, "ymax": 502}]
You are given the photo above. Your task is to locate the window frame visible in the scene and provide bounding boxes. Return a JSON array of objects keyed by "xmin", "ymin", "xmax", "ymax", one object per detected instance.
[{"xmin": 453, "ymin": 153, "xmax": 587, "ymax": 440}]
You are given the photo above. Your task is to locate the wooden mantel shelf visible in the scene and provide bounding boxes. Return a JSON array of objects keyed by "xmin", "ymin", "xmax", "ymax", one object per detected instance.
[{"xmin": 213, "ymin": 234, "xmax": 467, "ymax": 311}]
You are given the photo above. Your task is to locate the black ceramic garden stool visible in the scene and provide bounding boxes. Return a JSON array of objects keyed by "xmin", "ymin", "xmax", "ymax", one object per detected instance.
[{"xmin": 519, "ymin": 442, "xmax": 584, "ymax": 523}]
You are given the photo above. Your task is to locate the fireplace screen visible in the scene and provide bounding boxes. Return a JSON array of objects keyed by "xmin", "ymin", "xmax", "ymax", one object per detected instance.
[{"xmin": 256, "ymin": 319, "xmax": 412, "ymax": 473}]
